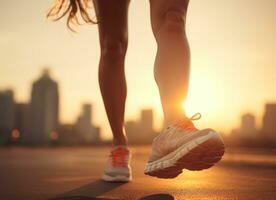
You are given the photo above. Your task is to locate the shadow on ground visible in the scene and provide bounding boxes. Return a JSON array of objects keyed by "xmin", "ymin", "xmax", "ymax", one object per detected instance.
[
  {"xmin": 49, "ymin": 180, "xmax": 124, "ymax": 200},
  {"xmin": 139, "ymin": 194, "xmax": 174, "ymax": 200},
  {"xmin": 49, "ymin": 180, "xmax": 174, "ymax": 200}
]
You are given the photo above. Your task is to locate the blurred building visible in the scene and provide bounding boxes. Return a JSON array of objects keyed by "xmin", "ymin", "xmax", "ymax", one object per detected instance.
[
  {"xmin": 240, "ymin": 113, "xmax": 257, "ymax": 137},
  {"xmin": 125, "ymin": 120, "xmax": 140, "ymax": 143},
  {"xmin": 125, "ymin": 108, "xmax": 157, "ymax": 144},
  {"xmin": 262, "ymin": 103, "xmax": 276, "ymax": 139},
  {"xmin": 141, "ymin": 109, "xmax": 153, "ymax": 134},
  {"xmin": 14, "ymin": 103, "xmax": 30, "ymax": 144},
  {"xmin": 0, "ymin": 90, "xmax": 15, "ymax": 144},
  {"xmin": 0, "ymin": 69, "xmax": 103, "ymax": 146},
  {"xmin": 75, "ymin": 104, "xmax": 101, "ymax": 144},
  {"xmin": 28, "ymin": 69, "xmax": 59, "ymax": 144},
  {"xmin": 57, "ymin": 124, "xmax": 82, "ymax": 145}
]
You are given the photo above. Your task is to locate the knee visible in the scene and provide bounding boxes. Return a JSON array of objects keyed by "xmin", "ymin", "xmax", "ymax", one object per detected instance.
[
  {"xmin": 162, "ymin": 9, "xmax": 186, "ymax": 33},
  {"xmin": 100, "ymin": 37, "xmax": 128, "ymax": 61}
]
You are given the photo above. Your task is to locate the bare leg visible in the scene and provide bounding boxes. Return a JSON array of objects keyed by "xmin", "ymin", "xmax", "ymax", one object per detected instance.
[
  {"xmin": 93, "ymin": 0, "xmax": 130, "ymax": 146},
  {"xmin": 150, "ymin": 0, "xmax": 190, "ymax": 127}
]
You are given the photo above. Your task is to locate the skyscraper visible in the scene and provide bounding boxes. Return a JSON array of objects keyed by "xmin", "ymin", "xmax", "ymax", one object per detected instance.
[
  {"xmin": 125, "ymin": 120, "xmax": 140, "ymax": 143},
  {"xmin": 240, "ymin": 113, "xmax": 257, "ymax": 137},
  {"xmin": 76, "ymin": 103, "xmax": 101, "ymax": 143},
  {"xmin": 262, "ymin": 103, "xmax": 276, "ymax": 139},
  {"xmin": 125, "ymin": 108, "xmax": 156, "ymax": 144},
  {"xmin": 14, "ymin": 103, "xmax": 30, "ymax": 144},
  {"xmin": 0, "ymin": 90, "xmax": 15, "ymax": 144},
  {"xmin": 140, "ymin": 109, "xmax": 153, "ymax": 133},
  {"xmin": 29, "ymin": 69, "xmax": 59, "ymax": 144}
]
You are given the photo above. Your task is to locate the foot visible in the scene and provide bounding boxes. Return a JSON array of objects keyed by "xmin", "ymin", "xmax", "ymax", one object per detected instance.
[
  {"xmin": 144, "ymin": 113, "xmax": 225, "ymax": 178},
  {"xmin": 102, "ymin": 146, "xmax": 132, "ymax": 182}
]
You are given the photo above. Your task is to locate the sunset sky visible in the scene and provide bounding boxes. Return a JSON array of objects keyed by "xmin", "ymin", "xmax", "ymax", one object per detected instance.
[{"xmin": 0, "ymin": 0, "xmax": 275, "ymax": 140}]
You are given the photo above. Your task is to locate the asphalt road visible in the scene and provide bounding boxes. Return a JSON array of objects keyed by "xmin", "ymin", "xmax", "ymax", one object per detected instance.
[{"xmin": 0, "ymin": 146, "xmax": 276, "ymax": 200}]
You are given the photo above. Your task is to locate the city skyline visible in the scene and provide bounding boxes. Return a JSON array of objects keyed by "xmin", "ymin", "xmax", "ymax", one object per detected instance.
[
  {"xmin": 0, "ymin": 70, "xmax": 101, "ymax": 145},
  {"xmin": 1, "ymin": 68, "xmax": 275, "ymax": 145},
  {"xmin": 1, "ymin": 68, "xmax": 276, "ymax": 142}
]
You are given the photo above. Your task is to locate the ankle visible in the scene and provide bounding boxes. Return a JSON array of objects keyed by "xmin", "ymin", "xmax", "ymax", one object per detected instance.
[
  {"xmin": 164, "ymin": 115, "xmax": 189, "ymax": 127},
  {"xmin": 113, "ymin": 136, "xmax": 128, "ymax": 146}
]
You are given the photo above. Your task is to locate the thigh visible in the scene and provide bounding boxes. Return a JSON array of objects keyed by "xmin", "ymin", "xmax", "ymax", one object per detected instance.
[
  {"xmin": 93, "ymin": 0, "xmax": 130, "ymax": 46},
  {"xmin": 149, "ymin": 0, "xmax": 189, "ymax": 36}
]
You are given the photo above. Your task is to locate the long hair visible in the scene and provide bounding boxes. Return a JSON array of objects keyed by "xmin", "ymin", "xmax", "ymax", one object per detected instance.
[{"xmin": 47, "ymin": 0, "xmax": 97, "ymax": 32}]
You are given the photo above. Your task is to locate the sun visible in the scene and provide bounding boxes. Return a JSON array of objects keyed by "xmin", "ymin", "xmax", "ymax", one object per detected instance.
[{"xmin": 181, "ymin": 78, "xmax": 220, "ymax": 118}]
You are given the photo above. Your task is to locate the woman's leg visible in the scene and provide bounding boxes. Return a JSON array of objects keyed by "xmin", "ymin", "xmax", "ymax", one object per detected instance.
[
  {"xmin": 93, "ymin": 0, "xmax": 130, "ymax": 146},
  {"xmin": 149, "ymin": 0, "xmax": 190, "ymax": 127},
  {"xmin": 146, "ymin": 1, "xmax": 225, "ymax": 178}
]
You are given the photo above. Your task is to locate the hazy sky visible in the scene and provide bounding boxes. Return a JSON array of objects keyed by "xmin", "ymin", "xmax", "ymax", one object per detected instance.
[{"xmin": 0, "ymin": 0, "xmax": 275, "ymax": 139}]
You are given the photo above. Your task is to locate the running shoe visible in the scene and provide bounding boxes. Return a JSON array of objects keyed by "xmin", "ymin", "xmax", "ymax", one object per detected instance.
[
  {"xmin": 144, "ymin": 113, "xmax": 225, "ymax": 178},
  {"xmin": 102, "ymin": 146, "xmax": 132, "ymax": 182}
]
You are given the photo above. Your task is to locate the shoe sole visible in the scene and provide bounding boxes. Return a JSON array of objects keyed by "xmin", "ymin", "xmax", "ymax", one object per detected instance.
[
  {"xmin": 144, "ymin": 131, "xmax": 225, "ymax": 179},
  {"xmin": 102, "ymin": 174, "xmax": 132, "ymax": 182}
]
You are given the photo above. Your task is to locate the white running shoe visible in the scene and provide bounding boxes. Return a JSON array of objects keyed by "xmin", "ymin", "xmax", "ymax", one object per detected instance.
[
  {"xmin": 102, "ymin": 146, "xmax": 132, "ymax": 182},
  {"xmin": 144, "ymin": 113, "xmax": 225, "ymax": 178}
]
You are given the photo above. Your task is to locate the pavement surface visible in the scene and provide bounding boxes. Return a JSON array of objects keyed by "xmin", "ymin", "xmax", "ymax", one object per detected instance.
[{"xmin": 1, "ymin": 146, "xmax": 276, "ymax": 200}]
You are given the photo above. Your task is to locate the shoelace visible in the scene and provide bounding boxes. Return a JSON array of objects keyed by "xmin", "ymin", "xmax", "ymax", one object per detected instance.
[
  {"xmin": 190, "ymin": 112, "xmax": 201, "ymax": 120},
  {"xmin": 174, "ymin": 112, "xmax": 202, "ymax": 132},
  {"xmin": 110, "ymin": 147, "xmax": 129, "ymax": 168}
]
